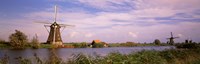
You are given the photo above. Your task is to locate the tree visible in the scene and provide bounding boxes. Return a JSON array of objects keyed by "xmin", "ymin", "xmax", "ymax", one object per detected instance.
[
  {"xmin": 120, "ymin": 42, "xmax": 137, "ymax": 47},
  {"xmin": 9, "ymin": 30, "xmax": 28, "ymax": 49},
  {"xmin": 31, "ymin": 34, "xmax": 40, "ymax": 49},
  {"xmin": 154, "ymin": 39, "xmax": 161, "ymax": 45}
]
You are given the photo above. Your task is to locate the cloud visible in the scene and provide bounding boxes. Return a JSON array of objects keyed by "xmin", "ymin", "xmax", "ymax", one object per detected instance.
[
  {"xmin": 78, "ymin": 0, "xmax": 198, "ymax": 10},
  {"xmin": 128, "ymin": 32, "xmax": 138, "ymax": 38},
  {"xmin": 22, "ymin": 1, "xmax": 200, "ymax": 42},
  {"xmin": 178, "ymin": 34, "xmax": 183, "ymax": 37},
  {"xmin": 85, "ymin": 33, "xmax": 94, "ymax": 38},
  {"xmin": 78, "ymin": 0, "xmax": 200, "ymax": 22},
  {"xmin": 1, "ymin": 0, "xmax": 200, "ymax": 43},
  {"xmin": 69, "ymin": 31, "xmax": 78, "ymax": 38},
  {"xmin": 78, "ymin": 0, "xmax": 133, "ymax": 11}
]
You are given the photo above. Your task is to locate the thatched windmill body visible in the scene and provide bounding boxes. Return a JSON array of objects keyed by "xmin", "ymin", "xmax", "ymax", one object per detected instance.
[
  {"xmin": 167, "ymin": 32, "xmax": 179, "ymax": 45},
  {"xmin": 37, "ymin": 6, "xmax": 75, "ymax": 45}
]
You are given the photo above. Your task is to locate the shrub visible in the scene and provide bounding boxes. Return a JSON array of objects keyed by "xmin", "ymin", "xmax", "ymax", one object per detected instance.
[
  {"xmin": 31, "ymin": 35, "xmax": 40, "ymax": 49},
  {"xmin": 68, "ymin": 53, "xmax": 93, "ymax": 64},
  {"xmin": 154, "ymin": 39, "xmax": 161, "ymax": 45},
  {"xmin": 45, "ymin": 50, "xmax": 63, "ymax": 64},
  {"xmin": 15, "ymin": 57, "xmax": 32, "ymax": 64},
  {"xmin": 92, "ymin": 43, "xmax": 104, "ymax": 48},
  {"xmin": 176, "ymin": 43, "xmax": 199, "ymax": 49},
  {"xmin": 103, "ymin": 52, "xmax": 127, "ymax": 64},
  {"xmin": 9, "ymin": 30, "xmax": 28, "ymax": 49},
  {"xmin": 73, "ymin": 42, "xmax": 88, "ymax": 48},
  {"xmin": 0, "ymin": 54, "xmax": 9, "ymax": 64},
  {"xmin": 128, "ymin": 51, "xmax": 167, "ymax": 64},
  {"xmin": 120, "ymin": 42, "xmax": 137, "ymax": 47}
]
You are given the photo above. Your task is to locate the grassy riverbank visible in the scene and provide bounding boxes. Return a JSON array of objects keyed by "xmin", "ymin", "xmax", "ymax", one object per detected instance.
[
  {"xmin": 1, "ymin": 48, "xmax": 200, "ymax": 64},
  {"xmin": 0, "ymin": 42, "xmax": 170, "ymax": 49}
]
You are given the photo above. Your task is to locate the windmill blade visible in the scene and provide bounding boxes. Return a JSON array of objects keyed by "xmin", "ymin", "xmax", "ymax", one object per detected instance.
[
  {"xmin": 44, "ymin": 25, "xmax": 51, "ymax": 33},
  {"xmin": 34, "ymin": 21, "xmax": 52, "ymax": 24},
  {"xmin": 174, "ymin": 37, "xmax": 179, "ymax": 38},
  {"xmin": 59, "ymin": 24, "xmax": 75, "ymax": 27},
  {"xmin": 54, "ymin": 5, "xmax": 57, "ymax": 22},
  {"xmin": 166, "ymin": 38, "xmax": 171, "ymax": 39},
  {"xmin": 171, "ymin": 32, "xmax": 173, "ymax": 37}
]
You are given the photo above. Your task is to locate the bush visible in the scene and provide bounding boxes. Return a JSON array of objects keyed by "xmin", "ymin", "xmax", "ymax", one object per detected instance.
[
  {"xmin": 0, "ymin": 54, "xmax": 9, "ymax": 64},
  {"xmin": 154, "ymin": 39, "xmax": 161, "ymax": 45},
  {"xmin": 92, "ymin": 43, "xmax": 104, "ymax": 48},
  {"xmin": 73, "ymin": 42, "xmax": 88, "ymax": 48},
  {"xmin": 120, "ymin": 42, "xmax": 137, "ymax": 47},
  {"xmin": 9, "ymin": 30, "xmax": 28, "ymax": 49},
  {"xmin": 103, "ymin": 52, "xmax": 127, "ymax": 64},
  {"xmin": 128, "ymin": 51, "xmax": 167, "ymax": 64},
  {"xmin": 31, "ymin": 35, "xmax": 40, "ymax": 49},
  {"xmin": 176, "ymin": 43, "xmax": 199, "ymax": 49},
  {"xmin": 68, "ymin": 53, "xmax": 93, "ymax": 64},
  {"xmin": 45, "ymin": 50, "xmax": 63, "ymax": 64}
]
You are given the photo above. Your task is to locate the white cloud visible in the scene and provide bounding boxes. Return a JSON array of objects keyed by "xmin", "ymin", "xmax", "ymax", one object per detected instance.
[
  {"xmin": 128, "ymin": 32, "xmax": 138, "ymax": 38},
  {"xmin": 69, "ymin": 31, "xmax": 79, "ymax": 38},
  {"xmin": 178, "ymin": 34, "xmax": 183, "ymax": 37},
  {"xmin": 78, "ymin": 0, "xmax": 200, "ymax": 20},
  {"xmin": 78, "ymin": 0, "xmax": 133, "ymax": 11},
  {"xmin": 78, "ymin": 0, "xmax": 114, "ymax": 10},
  {"xmin": 85, "ymin": 33, "xmax": 94, "ymax": 38},
  {"xmin": 131, "ymin": 8, "xmax": 176, "ymax": 18}
]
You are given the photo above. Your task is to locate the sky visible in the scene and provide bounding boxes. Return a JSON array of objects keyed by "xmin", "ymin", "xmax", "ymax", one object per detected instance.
[{"xmin": 0, "ymin": 0, "xmax": 200, "ymax": 43}]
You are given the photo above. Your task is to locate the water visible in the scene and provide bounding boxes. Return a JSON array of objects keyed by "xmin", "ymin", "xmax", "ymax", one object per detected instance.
[{"xmin": 0, "ymin": 46, "xmax": 175, "ymax": 63}]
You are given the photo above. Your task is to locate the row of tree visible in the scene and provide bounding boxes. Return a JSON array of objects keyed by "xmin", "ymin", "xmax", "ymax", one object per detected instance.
[{"xmin": 2, "ymin": 30, "xmax": 199, "ymax": 49}]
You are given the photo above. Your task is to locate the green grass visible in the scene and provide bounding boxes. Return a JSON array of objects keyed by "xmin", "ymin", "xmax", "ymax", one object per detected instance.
[
  {"xmin": 40, "ymin": 44, "xmax": 52, "ymax": 48},
  {"xmin": 0, "ymin": 42, "xmax": 198, "ymax": 49},
  {"xmin": 0, "ymin": 44, "xmax": 10, "ymax": 49},
  {"xmin": 109, "ymin": 43, "xmax": 170, "ymax": 47}
]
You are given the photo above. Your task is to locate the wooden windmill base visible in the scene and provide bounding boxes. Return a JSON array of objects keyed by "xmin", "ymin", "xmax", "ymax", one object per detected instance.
[
  {"xmin": 49, "ymin": 41, "xmax": 63, "ymax": 48},
  {"xmin": 52, "ymin": 42, "xmax": 63, "ymax": 45},
  {"xmin": 47, "ymin": 41, "xmax": 63, "ymax": 45}
]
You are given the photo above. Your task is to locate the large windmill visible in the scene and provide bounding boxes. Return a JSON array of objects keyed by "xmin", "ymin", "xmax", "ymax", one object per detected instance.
[
  {"xmin": 37, "ymin": 5, "xmax": 75, "ymax": 45},
  {"xmin": 167, "ymin": 32, "xmax": 179, "ymax": 45}
]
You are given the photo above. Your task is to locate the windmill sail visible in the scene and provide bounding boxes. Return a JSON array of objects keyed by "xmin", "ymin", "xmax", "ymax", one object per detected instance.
[
  {"xmin": 54, "ymin": 5, "xmax": 57, "ymax": 22},
  {"xmin": 167, "ymin": 32, "xmax": 179, "ymax": 45},
  {"xmin": 171, "ymin": 32, "xmax": 173, "ymax": 37}
]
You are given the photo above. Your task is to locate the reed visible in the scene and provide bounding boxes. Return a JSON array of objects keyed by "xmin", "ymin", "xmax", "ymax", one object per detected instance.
[{"xmin": 0, "ymin": 48, "xmax": 200, "ymax": 64}]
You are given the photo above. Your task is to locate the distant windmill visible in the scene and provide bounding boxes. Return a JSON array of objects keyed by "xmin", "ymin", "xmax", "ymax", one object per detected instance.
[
  {"xmin": 167, "ymin": 32, "xmax": 179, "ymax": 45},
  {"xmin": 36, "ymin": 5, "xmax": 75, "ymax": 45}
]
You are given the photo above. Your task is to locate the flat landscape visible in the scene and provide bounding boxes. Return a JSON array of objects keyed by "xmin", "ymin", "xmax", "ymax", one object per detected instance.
[{"xmin": 1, "ymin": 0, "xmax": 200, "ymax": 64}]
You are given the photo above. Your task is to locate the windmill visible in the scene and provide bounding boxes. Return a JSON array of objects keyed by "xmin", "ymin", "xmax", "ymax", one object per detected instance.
[
  {"xmin": 167, "ymin": 32, "xmax": 179, "ymax": 45},
  {"xmin": 36, "ymin": 5, "xmax": 75, "ymax": 45}
]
